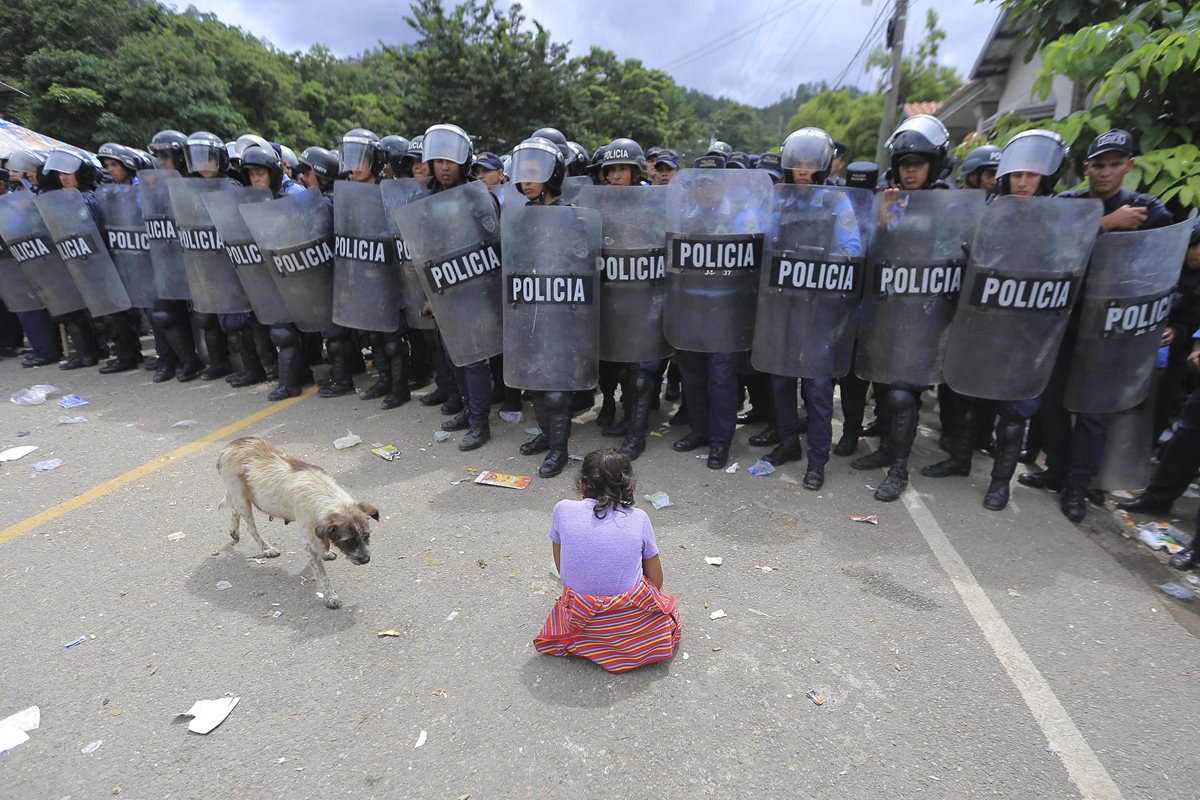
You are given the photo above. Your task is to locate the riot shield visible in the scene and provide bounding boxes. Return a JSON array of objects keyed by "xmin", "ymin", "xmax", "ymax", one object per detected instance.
[
  {"xmin": 381, "ymin": 178, "xmax": 434, "ymax": 330},
  {"xmin": 35, "ymin": 189, "xmax": 131, "ymax": 317},
  {"xmin": 203, "ymin": 186, "xmax": 289, "ymax": 325},
  {"xmin": 391, "ymin": 180, "xmax": 502, "ymax": 365},
  {"xmin": 502, "ymin": 204, "xmax": 602, "ymax": 390},
  {"xmin": 332, "ymin": 180, "xmax": 402, "ymax": 332},
  {"xmin": 751, "ymin": 184, "xmax": 873, "ymax": 378},
  {"xmin": 664, "ymin": 169, "xmax": 773, "ymax": 353},
  {"xmin": 0, "ymin": 235, "xmax": 45, "ymax": 313},
  {"xmin": 0, "ymin": 192, "xmax": 85, "ymax": 316},
  {"xmin": 942, "ymin": 196, "xmax": 1103, "ymax": 399},
  {"xmin": 1064, "ymin": 214, "xmax": 1194, "ymax": 414},
  {"xmin": 576, "ymin": 184, "xmax": 671, "ymax": 363},
  {"xmin": 559, "ymin": 176, "xmax": 593, "ymax": 205},
  {"xmin": 239, "ymin": 187, "xmax": 335, "ymax": 333},
  {"xmin": 168, "ymin": 178, "xmax": 251, "ymax": 315},
  {"xmin": 137, "ymin": 169, "xmax": 190, "ymax": 300},
  {"xmin": 1095, "ymin": 382, "xmax": 1154, "ymax": 491},
  {"xmin": 856, "ymin": 189, "xmax": 986, "ymax": 385},
  {"xmin": 94, "ymin": 184, "xmax": 157, "ymax": 308}
]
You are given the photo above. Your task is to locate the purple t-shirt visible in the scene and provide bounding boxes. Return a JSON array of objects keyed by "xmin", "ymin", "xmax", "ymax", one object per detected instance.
[{"xmin": 549, "ymin": 498, "xmax": 659, "ymax": 597}]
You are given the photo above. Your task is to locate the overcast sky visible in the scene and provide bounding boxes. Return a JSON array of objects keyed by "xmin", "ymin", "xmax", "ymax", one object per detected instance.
[{"xmin": 177, "ymin": 0, "xmax": 1000, "ymax": 108}]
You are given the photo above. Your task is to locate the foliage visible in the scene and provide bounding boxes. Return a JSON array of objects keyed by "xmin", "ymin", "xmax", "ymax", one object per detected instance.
[
  {"xmin": 996, "ymin": 0, "xmax": 1200, "ymax": 209},
  {"xmin": 788, "ymin": 90, "xmax": 884, "ymax": 163},
  {"xmin": 865, "ymin": 9, "xmax": 963, "ymax": 103}
]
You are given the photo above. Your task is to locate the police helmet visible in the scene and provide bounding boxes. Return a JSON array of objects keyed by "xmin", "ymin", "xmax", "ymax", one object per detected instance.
[
  {"xmin": 97, "ymin": 143, "xmax": 140, "ymax": 172},
  {"xmin": 340, "ymin": 128, "xmax": 384, "ymax": 177},
  {"xmin": 1189, "ymin": 218, "xmax": 1200, "ymax": 249},
  {"xmin": 960, "ymin": 145, "xmax": 1001, "ymax": 181},
  {"xmin": 132, "ymin": 149, "xmax": 157, "ymax": 172},
  {"xmin": 566, "ymin": 141, "xmax": 589, "ymax": 177},
  {"xmin": 707, "ymin": 140, "xmax": 733, "ymax": 158},
  {"xmin": 240, "ymin": 145, "xmax": 285, "ymax": 194},
  {"xmin": 7, "ymin": 148, "xmax": 48, "ymax": 176},
  {"xmin": 225, "ymin": 141, "xmax": 240, "ymax": 168},
  {"xmin": 422, "ymin": 124, "xmax": 473, "ymax": 171},
  {"xmin": 996, "ymin": 129, "xmax": 1069, "ymax": 197},
  {"xmin": 781, "ymin": 127, "xmax": 836, "ymax": 184},
  {"xmin": 845, "ymin": 161, "xmax": 880, "ymax": 192},
  {"xmin": 44, "ymin": 147, "xmax": 97, "ymax": 191},
  {"xmin": 379, "ymin": 135, "xmax": 412, "ymax": 175},
  {"xmin": 510, "ymin": 136, "xmax": 565, "ymax": 197},
  {"xmin": 278, "ymin": 145, "xmax": 300, "ymax": 174},
  {"xmin": 235, "ymin": 134, "xmax": 273, "ymax": 160},
  {"xmin": 531, "ymin": 127, "xmax": 570, "ymax": 159},
  {"xmin": 885, "ymin": 114, "xmax": 950, "ymax": 186},
  {"xmin": 184, "ymin": 131, "xmax": 228, "ymax": 177},
  {"xmin": 149, "ymin": 129, "xmax": 188, "ymax": 172},
  {"xmin": 300, "ymin": 146, "xmax": 339, "ymax": 183},
  {"xmin": 597, "ymin": 137, "xmax": 645, "ymax": 176}
]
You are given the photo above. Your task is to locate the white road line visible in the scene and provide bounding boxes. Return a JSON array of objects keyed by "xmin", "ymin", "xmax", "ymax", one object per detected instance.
[{"xmin": 902, "ymin": 487, "xmax": 1124, "ymax": 800}]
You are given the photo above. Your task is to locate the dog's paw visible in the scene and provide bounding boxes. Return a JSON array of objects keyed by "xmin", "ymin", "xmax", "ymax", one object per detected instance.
[
  {"xmin": 261, "ymin": 547, "xmax": 280, "ymax": 558},
  {"xmin": 323, "ymin": 550, "xmax": 338, "ymax": 561},
  {"xmin": 324, "ymin": 594, "xmax": 342, "ymax": 610},
  {"xmin": 229, "ymin": 530, "xmax": 240, "ymax": 542}
]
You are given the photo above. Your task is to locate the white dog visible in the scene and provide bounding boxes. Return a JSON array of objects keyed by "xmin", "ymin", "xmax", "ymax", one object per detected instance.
[{"xmin": 217, "ymin": 436, "xmax": 378, "ymax": 609}]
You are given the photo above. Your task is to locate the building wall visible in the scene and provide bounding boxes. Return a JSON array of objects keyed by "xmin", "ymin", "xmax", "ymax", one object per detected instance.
[{"xmin": 994, "ymin": 40, "xmax": 1075, "ymax": 120}]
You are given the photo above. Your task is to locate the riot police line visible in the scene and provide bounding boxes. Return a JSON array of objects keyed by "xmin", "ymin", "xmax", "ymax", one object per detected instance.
[{"xmin": 0, "ymin": 116, "xmax": 1194, "ymax": 533}]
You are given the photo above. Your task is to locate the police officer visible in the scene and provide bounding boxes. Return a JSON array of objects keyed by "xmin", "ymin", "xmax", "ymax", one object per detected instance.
[
  {"xmin": 851, "ymin": 115, "xmax": 952, "ymax": 501},
  {"xmin": 379, "ymin": 135, "xmax": 412, "ymax": 180},
  {"xmin": 339, "ymin": 127, "xmax": 413, "ymax": 410},
  {"xmin": 566, "ymin": 142, "xmax": 590, "ymax": 178},
  {"xmin": 182, "ymin": 131, "xmax": 239, "ymax": 382},
  {"xmin": 472, "ymin": 152, "xmax": 506, "ymax": 187},
  {"xmin": 296, "ymin": 146, "xmax": 338, "ymax": 193},
  {"xmin": 405, "ymin": 136, "xmax": 430, "ymax": 183},
  {"xmin": 654, "ymin": 149, "xmax": 681, "ymax": 186},
  {"xmin": 147, "ymin": 129, "xmax": 205, "ymax": 382},
  {"xmin": 960, "ymin": 144, "xmax": 1001, "ymax": 193},
  {"xmin": 1019, "ymin": 129, "xmax": 1173, "ymax": 521},
  {"xmin": 424, "ymin": 123, "xmax": 496, "ymax": 451},
  {"xmin": 1153, "ymin": 220, "xmax": 1200, "ymax": 440},
  {"xmin": 510, "ymin": 136, "xmax": 582, "ymax": 476},
  {"xmin": 923, "ymin": 129, "xmax": 1070, "ymax": 511},
  {"xmin": 242, "ymin": 144, "xmax": 312, "ymax": 401}
]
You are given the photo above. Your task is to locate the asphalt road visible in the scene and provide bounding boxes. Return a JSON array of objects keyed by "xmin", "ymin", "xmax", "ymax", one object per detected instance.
[{"xmin": 1, "ymin": 355, "xmax": 1197, "ymax": 800}]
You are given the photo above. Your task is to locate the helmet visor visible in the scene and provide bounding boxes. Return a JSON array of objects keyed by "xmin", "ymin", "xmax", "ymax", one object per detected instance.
[
  {"xmin": 781, "ymin": 131, "xmax": 834, "ymax": 173},
  {"xmin": 422, "ymin": 127, "xmax": 470, "ymax": 164},
  {"xmin": 45, "ymin": 149, "xmax": 85, "ymax": 175},
  {"xmin": 340, "ymin": 138, "xmax": 375, "ymax": 174},
  {"xmin": 887, "ymin": 115, "xmax": 949, "ymax": 150},
  {"xmin": 997, "ymin": 134, "xmax": 1065, "ymax": 179},
  {"xmin": 185, "ymin": 141, "xmax": 221, "ymax": 175},
  {"xmin": 510, "ymin": 146, "xmax": 558, "ymax": 185}
]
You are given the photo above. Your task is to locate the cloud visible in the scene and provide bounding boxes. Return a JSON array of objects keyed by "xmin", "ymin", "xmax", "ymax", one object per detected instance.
[{"xmin": 177, "ymin": 0, "xmax": 999, "ymax": 106}]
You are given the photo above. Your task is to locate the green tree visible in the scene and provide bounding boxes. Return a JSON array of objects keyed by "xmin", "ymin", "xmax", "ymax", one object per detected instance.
[
  {"xmin": 866, "ymin": 9, "xmax": 963, "ymax": 103},
  {"xmin": 992, "ymin": 0, "xmax": 1200, "ymax": 208},
  {"xmin": 706, "ymin": 103, "xmax": 769, "ymax": 153},
  {"xmin": 788, "ymin": 89, "xmax": 884, "ymax": 163}
]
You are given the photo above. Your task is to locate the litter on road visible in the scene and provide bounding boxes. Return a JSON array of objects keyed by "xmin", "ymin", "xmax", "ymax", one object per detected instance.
[
  {"xmin": 172, "ymin": 419, "xmax": 199, "ymax": 428},
  {"xmin": 34, "ymin": 459, "xmax": 63, "ymax": 471},
  {"xmin": 644, "ymin": 491, "xmax": 672, "ymax": 510},
  {"xmin": 724, "ymin": 462, "xmax": 739, "ymax": 474},
  {"xmin": 414, "ymin": 730, "xmax": 428, "ymax": 748},
  {"xmin": 166, "ymin": 532, "xmax": 185, "ymax": 542},
  {"xmin": 178, "ymin": 697, "xmax": 239, "ymax": 734},
  {"xmin": 0, "ymin": 445, "xmax": 38, "ymax": 462},
  {"xmin": 748, "ymin": 460, "xmax": 775, "ymax": 476},
  {"xmin": 805, "ymin": 690, "xmax": 825, "ymax": 706},
  {"xmin": 0, "ymin": 706, "xmax": 40, "ymax": 754},
  {"xmin": 58, "ymin": 394, "xmax": 88, "ymax": 409},
  {"xmin": 849, "ymin": 514, "xmax": 879, "ymax": 525},
  {"xmin": 473, "ymin": 471, "xmax": 531, "ymax": 489},
  {"xmin": 704, "ymin": 556, "xmax": 723, "ymax": 566},
  {"xmin": 333, "ymin": 431, "xmax": 362, "ymax": 449},
  {"xmin": 1159, "ymin": 582, "xmax": 1196, "ymax": 602},
  {"xmin": 371, "ymin": 444, "xmax": 400, "ymax": 461},
  {"xmin": 215, "ymin": 581, "xmax": 232, "ymax": 591},
  {"xmin": 709, "ymin": 609, "xmax": 726, "ymax": 620},
  {"xmin": 57, "ymin": 416, "xmax": 87, "ymax": 424},
  {"xmin": 81, "ymin": 740, "xmax": 102, "ymax": 754},
  {"xmin": 9, "ymin": 385, "xmax": 58, "ymax": 405},
  {"xmin": 64, "ymin": 636, "xmax": 89, "ymax": 648},
  {"xmin": 498, "ymin": 410, "xmax": 523, "ymax": 423},
  {"xmin": 376, "ymin": 630, "xmax": 402, "ymax": 637},
  {"xmin": 433, "ymin": 431, "xmax": 451, "ymax": 443}
]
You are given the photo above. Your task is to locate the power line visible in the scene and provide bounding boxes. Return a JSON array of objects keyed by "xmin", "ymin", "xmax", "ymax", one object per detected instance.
[
  {"xmin": 659, "ymin": 0, "xmax": 811, "ymax": 72},
  {"xmin": 730, "ymin": 0, "xmax": 780, "ymax": 92},
  {"xmin": 830, "ymin": 0, "xmax": 892, "ymax": 91}
]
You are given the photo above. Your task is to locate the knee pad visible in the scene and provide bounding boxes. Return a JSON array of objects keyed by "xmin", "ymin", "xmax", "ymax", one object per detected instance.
[
  {"xmin": 382, "ymin": 333, "xmax": 408, "ymax": 358},
  {"xmin": 888, "ymin": 387, "xmax": 918, "ymax": 414},
  {"xmin": 269, "ymin": 325, "xmax": 299, "ymax": 348}
]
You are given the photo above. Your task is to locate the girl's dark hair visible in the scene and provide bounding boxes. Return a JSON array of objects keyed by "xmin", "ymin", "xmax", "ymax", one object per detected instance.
[{"xmin": 577, "ymin": 449, "xmax": 635, "ymax": 519}]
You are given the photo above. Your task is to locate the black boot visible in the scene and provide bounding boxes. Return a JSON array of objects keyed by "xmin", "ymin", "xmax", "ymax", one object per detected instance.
[
  {"xmin": 267, "ymin": 345, "xmax": 303, "ymax": 401},
  {"xmin": 442, "ymin": 411, "xmax": 470, "ymax": 432},
  {"xmin": 229, "ymin": 327, "xmax": 267, "ymax": 388},
  {"xmin": 921, "ymin": 408, "xmax": 974, "ymax": 478},
  {"xmin": 199, "ymin": 323, "xmax": 233, "ymax": 381},
  {"xmin": 1018, "ymin": 470, "xmax": 1064, "ymax": 491},
  {"xmin": 851, "ymin": 408, "xmax": 892, "ymax": 470},
  {"xmin": 874, "ymin": 461, "xmax": 909, "ymax": 502},
  {"xmin": 803, "ymin": 462, "xmax": 825, "ymax": 490},
  {"xmin": 1169, "ymin": 544, "xmax": 1199, "ymax": 571},
  {"xmin": 1060, "ymin": 486, "xmax": 1087, "ymax": 523},
  {"xmin": 98, "ymin": 313, "xmax": 143, "ymax": 373},
  {"xmin": 420, "ymin": 387, "xmax": 449, "ymax": 406},
  {"xmin": 596, "ymin": 394, "xmax": 617, "ymax": 429},
  {"xmin": 539, "ymin": 399, "xmax": 571, "ymax": 478},
  {"xmin": 749, "ymin": 426, "xmax": 779, "ymax": 447},
  {"xmin": 833, "ymin": 429, "xmax": 860, "ymax": 456},
  {"xmin": 984, "ymin": 417, "xmax": 1025, "ymax": 511},
  {"xmin": 617, "ymin": 369, "xmax": 653, "ymax": 461},
  {"xmin": 603, "ymin": 390, "xmax": 635, "ymax": 438},
  {"xmin": 167, "ymin": 326, "xmax": 203, "ymax": 382},
  {"xmin": 459, "ymin": 424, "xmax": 490, "ymax": 451},
  {"xmin": 60, "ymin": 313, "xmax": 99, "ymax": 370},
  {"xmin": 318, "ymin": 336, "xmax": 355, "ymax": 398},
  {"xmin": 381, "ymin": 336, "xmax": 411, "ymax": 410},
  {"xmin": 763, "ymin": 439, "xmax": 803, "ymax": 466},
  {"xmin": 521, "ymin": 399, "xmax": 551, "ymax": 456},
  {"xmin": 1115, "ymin": 494, "xmax": 1174, "ymax": 515},
  {"xmin": 361, "ymin": 357, "xmax": 392, "ymax": 400}
]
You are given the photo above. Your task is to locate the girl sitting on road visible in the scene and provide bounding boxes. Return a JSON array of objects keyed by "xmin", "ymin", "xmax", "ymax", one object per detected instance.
[{"xmin": 533, "ymin": 449, "xmax": 681, "ymax": 673}]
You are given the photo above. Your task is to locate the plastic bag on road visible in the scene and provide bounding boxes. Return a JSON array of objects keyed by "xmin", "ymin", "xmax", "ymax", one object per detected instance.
[{"xmin": 10, "ymin": 385, "xmax": 59, "ymax": 405}]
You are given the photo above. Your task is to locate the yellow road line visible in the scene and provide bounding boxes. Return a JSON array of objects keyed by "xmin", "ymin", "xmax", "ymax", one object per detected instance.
[{"xmin": 0, "ymin": 387, "xmax": 316, "ymax": 545}]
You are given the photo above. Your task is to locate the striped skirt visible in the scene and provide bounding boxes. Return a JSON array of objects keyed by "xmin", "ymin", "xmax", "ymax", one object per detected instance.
[{"xmin": 534, "ymin": 577, "xmax": 682, "ymax": 673}]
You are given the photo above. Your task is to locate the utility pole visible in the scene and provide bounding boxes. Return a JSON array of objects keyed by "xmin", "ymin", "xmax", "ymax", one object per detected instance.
[{"xmin": 874, "ymin": 0, "xmax": 907, "ymax": 167}]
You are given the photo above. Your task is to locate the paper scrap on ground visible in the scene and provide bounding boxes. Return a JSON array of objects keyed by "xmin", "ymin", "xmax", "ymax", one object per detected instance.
[
  {"xmin": 415, "ymin": 730, "xmax": 427, "ymax": 748},
  {"xmin": 57, "ymin": 416, "xmax": 87, "ymax": 424},
  {"xmin": 724, "ymin": 462, "xmax": 739, "ymax": 474},
  {"xmin": 333, "ymin": 431, "xmax": 362, "ymax": 449},
  {"xmin": 377, "ymin": 630, "xmax": 402, "ymax": 637},
  {"xmin": 371, "ymin": 444, "xmax": 400, "ymax": 461},
  {"xmin": 0, "ymin": 706, "xmax": 39, "ymax": 754},
  {"xmin": 172, "ymin": 419, "xmax": 199, "ymax": 428},
  {"xmin": 81, "ymin": 740, "xmax": 102, "ymax": 754},
  {"xmin": 166, "ymin": 532, "xmax": 185, "ymax": 542},
  {"xmin": 445, "ymin": 611, "xmax": 459, "ymax": 622},
  {"xmin": 709, "ymin": 609, "xmax": 726, "ymax": 620},
  {"xmin": 806, "ymin": 690, "xmax": 825, "ymax": 706},
  {"xmin": 178, "ymin": 697, "xmax": 239, "ymax": 734},
  {"xmin": 849, "ymin": 514, "xmax": 879, "ymax": 525},
  {"xmin": 754, "ymin": 565, "xmax": 774, "ymax": 572},
  {"xmin": 0, "ymin": 445, "xmax": 38, "ymax": 462},
  {"xmin": 644, "ymin": 491, "xmax": 672, "ymax": 510},
  {"xmin": 704, "ymin": 556, "xmax": 723, "ymax": 566},
  {"xmin": 473, "ymin": 471, "xmax": 532, "ymax": 489},
  {"xmin": 34, "ymin": 459, "xmax": 62, "ymax": 471},
  {"xmin": 59, "ymin": 395, "xmax": 88, "ymax": 409}
]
